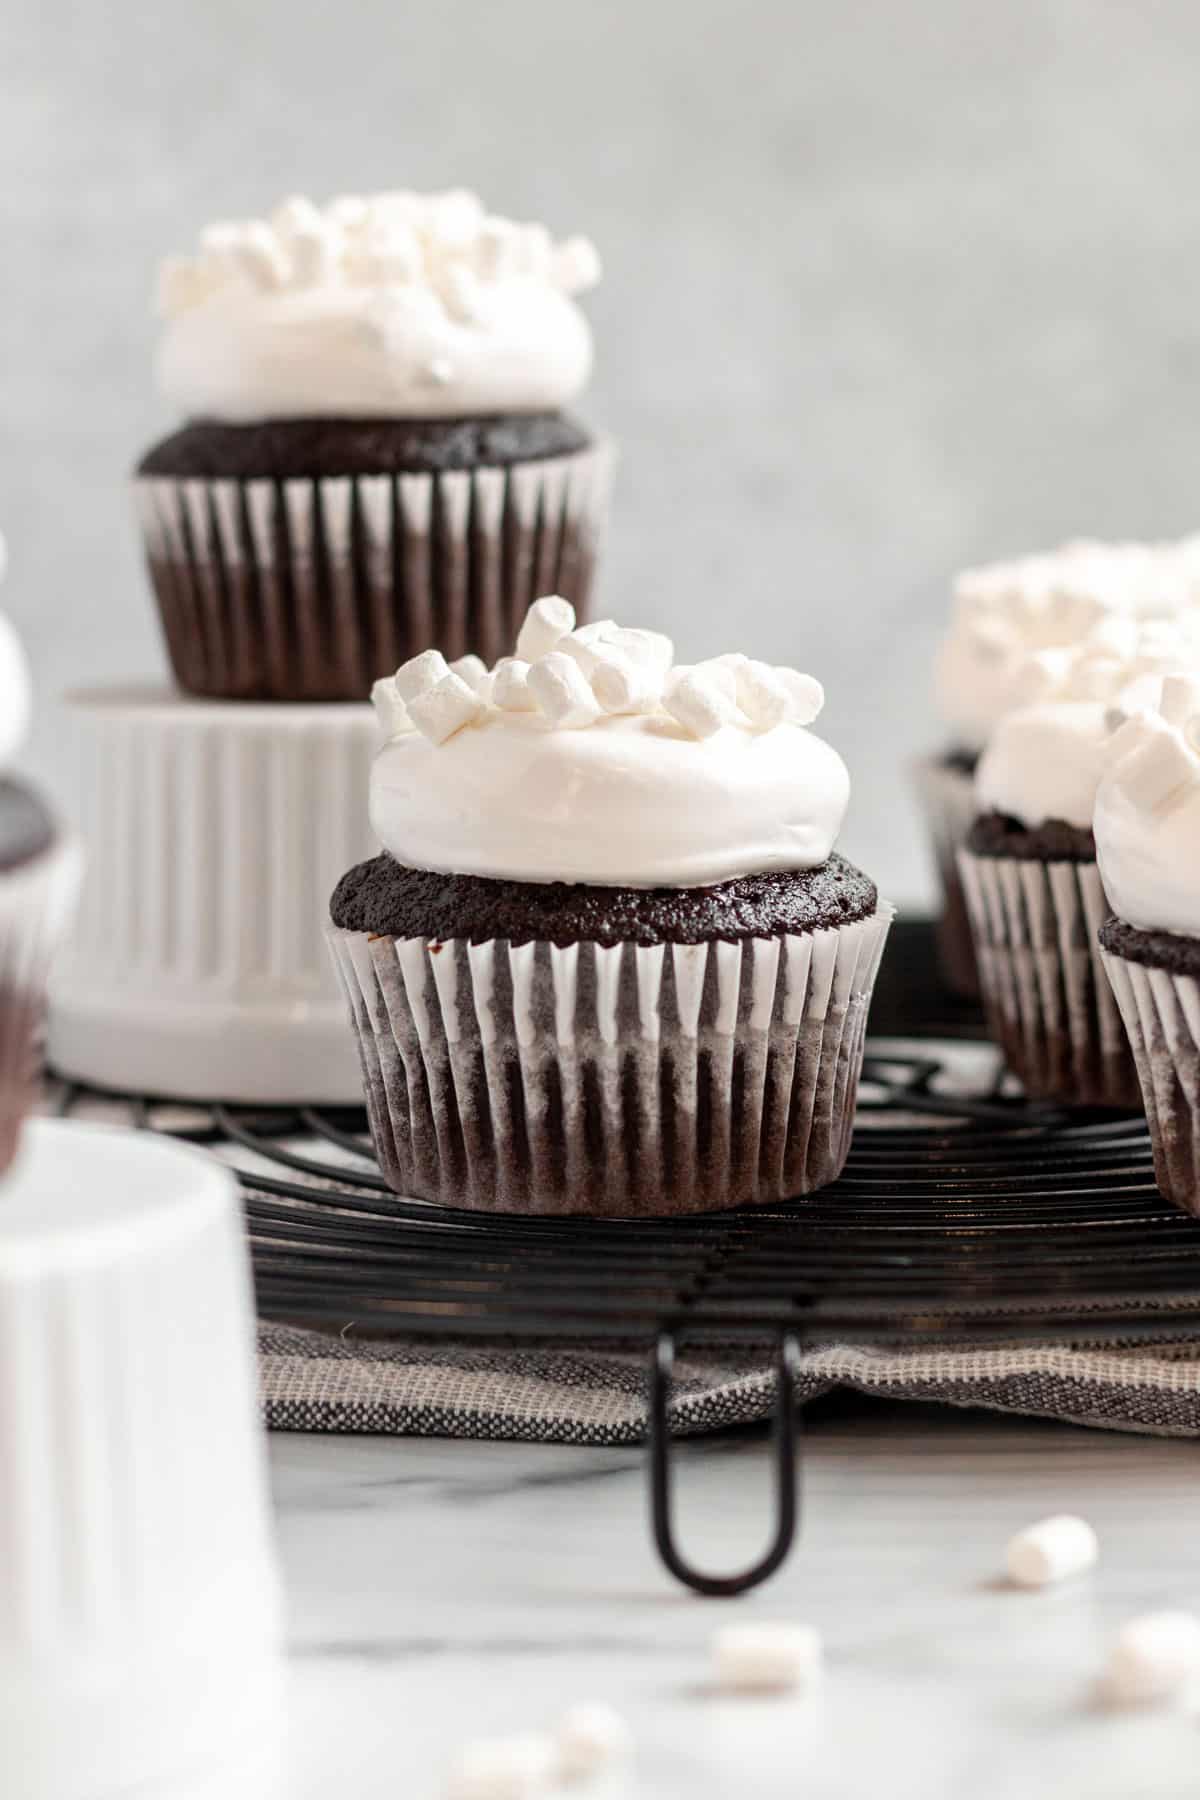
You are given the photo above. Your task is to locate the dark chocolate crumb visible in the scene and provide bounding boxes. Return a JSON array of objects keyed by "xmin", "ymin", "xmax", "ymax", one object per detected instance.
[
  {"xmin": 966, "ymin": 810, "xmax": 1095, "ymax": 863},
  {"xmin": 1099, "ymin": 915, "xmax": 1200, "ymax": 978},
  {"xmin": 137, "ymin": 412, "xmax": 593, "ymax": 480},
  {"xmin": 0, "ymin": 779, "xmax": 56, "ymax": 873},
  {"xmin": 330, "ymin": 853, "xmax": 879, "ymax": 949}
]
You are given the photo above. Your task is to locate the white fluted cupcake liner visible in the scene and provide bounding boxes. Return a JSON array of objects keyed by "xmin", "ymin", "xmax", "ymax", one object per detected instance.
[
  {"xmin": 0, "ymin": 837, "xmax": 81, "ymax": 1172},
  {"xmin": 1100, "ymin": 949, "xmax": 1200, "ymax": 1214},
  {"xmin": 327, "ymin": 906, "xmax": 893, "ymax": 1218},
  {"xmin": 957, "ymin": 849, "xmax": 1139, "ymax": 1108},
  {"xmin": 49, "ymin": 688, "xmax": 376, "ymax": 1103},
  {"xmin": 134, "ymin": 440, "xmax": 615, "ymax": 701},
  {"xmin": 913, "ymin": 753, "xmax": 979, "ymax": 996}
]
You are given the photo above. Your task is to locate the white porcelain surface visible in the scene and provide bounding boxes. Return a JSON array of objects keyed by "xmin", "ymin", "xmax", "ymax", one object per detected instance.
[
  {"xmin": 0, "ymin": 1119, "xmax": 284, "ymax": 1800},
  {"xmin": 48, "ymin": 685, "xmax": 376, "ymax": 1102},
  {"xmin": 274, "ymin": 1404, "xmax": 1200, "ymax": 1799}
]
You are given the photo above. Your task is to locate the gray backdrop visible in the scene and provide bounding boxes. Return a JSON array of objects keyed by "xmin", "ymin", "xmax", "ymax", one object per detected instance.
[{"xmin": 7, "ymin": 0, "xmax": 1200, "ymax": 907}]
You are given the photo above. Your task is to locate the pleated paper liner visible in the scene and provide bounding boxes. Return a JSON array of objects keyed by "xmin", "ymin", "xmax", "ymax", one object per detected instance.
[
  {"xmin": 913, "ymin": 754, "xmax": 979, "ymax": 997},
  {"xmin": 957, "ymin": 848, "xmax": 1139, "ymax": 1108},
  {"xmin": 327, "ymin": 906, "xmax": 893, "ymax": 1219},
  {"xmin": 134, "ymin": 439, "xmax": 615, "ymax": 702},
  {"xmin": 1101, "ymin": 948, "xmax": 1200, "ymax": 1215},
  {"xmin": 0, "ymin": 838, "xmax": 81, "ymax": 1172}
]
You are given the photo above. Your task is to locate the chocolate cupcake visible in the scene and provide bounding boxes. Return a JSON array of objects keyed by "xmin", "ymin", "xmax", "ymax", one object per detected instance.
[
  {"xmin": 920, "ymin": 537, "xmax": 1200, "ymax": 997},
  {"xmin": 136, "ymin": 190, "xmax": 613, "ymax": 701},
  {"xmin": 956, "ymin": 625, "xmax": 1189, "ymax": 1108},
  {"xmin": 0, "ymin": 552, "xmax": 79, "ymax": 1171},
  {"xmin": 328, "ymin": 599, "xmax": 893, "ymax": 1217},
  {"xmin": 1096, "ymin": 683, "xmax": 1200, "ymax": 1211}
]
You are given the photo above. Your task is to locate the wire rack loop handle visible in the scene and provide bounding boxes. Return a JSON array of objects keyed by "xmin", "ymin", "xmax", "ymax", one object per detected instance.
[{"xmin": 649, "ymin": 1328, "xmax": 802, "ymax": 1597}]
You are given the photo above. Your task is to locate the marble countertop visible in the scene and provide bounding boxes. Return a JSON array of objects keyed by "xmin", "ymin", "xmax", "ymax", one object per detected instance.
[{"xmin": 275, "ymin": 1396, "xmax": 1200, "ymax": 1799}]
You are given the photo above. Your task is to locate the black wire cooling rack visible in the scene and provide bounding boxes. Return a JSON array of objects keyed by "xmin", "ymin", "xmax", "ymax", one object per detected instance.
[{"xmin": 50, "ymin": 921, "xmax": 1200, "ymax": 1595}]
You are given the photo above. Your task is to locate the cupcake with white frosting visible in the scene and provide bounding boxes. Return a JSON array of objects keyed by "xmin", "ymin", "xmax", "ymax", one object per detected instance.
[
  {"xmin": 1097, "ymin": 681, "xmax": 1200, "ymax": 1210},
  {"xmin": 327, "ymin": 598, "xmax": 893, "ymax": 1217},
  {"xmin": 136, "ymin": 190, "xmax": 612, "ymax": 700},
  {"xmin": 920, "ymin": 535, "xmax": 1200, "ymax": 996},
  {"xmin": 956, "ymin": 622, "xmax": 1189, "ymax": 1107},
  {"xmin": 0, "ymin": 537, "xmax": 80, "ymax": 1171}
]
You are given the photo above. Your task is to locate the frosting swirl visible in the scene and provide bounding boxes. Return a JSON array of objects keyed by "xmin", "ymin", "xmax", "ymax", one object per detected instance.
[
  {"xmin": 0, "ymin": 533, "xmax": 31, "ymax": 769},
  {"xmin": 367, "ymin": 600, "xmax": 850, "ymax": 888},
  {"xmin": 936, "ymin": 536, "xmax": 1200, "ymax": 754},
  {"xmin": 155, "ymin": 190, "xmax": 599, "ymax": 423},
  {"xmin": 973, "ymin": 628, "xmax": 1193, "ymax": 831},
  {"xmin": 1095, "ymin": 677, "xmax": 1200, "ymax": 937}
]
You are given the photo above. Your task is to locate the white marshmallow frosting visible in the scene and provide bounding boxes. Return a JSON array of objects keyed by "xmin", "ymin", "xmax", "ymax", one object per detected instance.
[
  {"xmin": 973, "ymin": 628, "xmax": 1194, "ymax": 832},
  {"xmin": 937, "ymin": 535, "xmax": 1200, "ymax": 754},
  {"xmin": 368, "ymin": 601, "xmax": 849, "ymax": 888},
  {"xmin": 155, "ymin": 190, "xmax": 600, "ymax": 422},
  {"xmin": 0, "ymin": 532, "xmax": 32, "ymax": 770},
  {"xmin": 1095, "ymin": 677, "xmax": 1200, "ymax": 938}
]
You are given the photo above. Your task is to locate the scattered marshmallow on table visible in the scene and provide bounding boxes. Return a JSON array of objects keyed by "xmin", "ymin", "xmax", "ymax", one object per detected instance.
[
  {"xmin": 394, "ymin": 646, "xmax": 451, "ymax": 703},
  {"xmin": 554, "ymin": 1702, "xmax": 634, "ymax": 1780},
  {"xmin": 527, "ymin": 651, "xmax": 603, "ymax": 728},
  {"xmin": 1104, "ymin": 1611, "xmax": 1200, "ymax": 1705},
  {"xmin": 712, "ymin": 1621, "xmax": 824, "ymax": 1693},
  {"xmin": 1005, "ymin": 1514, "xmax": 1099, "ymax": 1588},
  {"xmin": 407, "ymin": 671, "xmax": 485, "ymax": 744},
  {"xmin": 516, "ymin": 594, "xmax": 576, "ymax": 663},
  {"xmin": 446, "ymin": 1732, "xmax": 559, "ymax": 1800}
]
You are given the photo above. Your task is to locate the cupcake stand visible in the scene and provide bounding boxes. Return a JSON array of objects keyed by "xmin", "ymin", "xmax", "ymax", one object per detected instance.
[{"xmin": 46, "ymin": 919, "xmax": 1200, "ymax": 1597}]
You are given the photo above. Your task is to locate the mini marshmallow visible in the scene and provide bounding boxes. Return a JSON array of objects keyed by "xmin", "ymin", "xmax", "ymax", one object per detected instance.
[
  {"xmin": 607, "ymin": 626, "xmax": 674, "ymax": 674},
  {"xmin": 554, "ymin": 1703, "xmax": 633, "ymax": 1781},
  {"xmin": 407, "ymin": 672, "xmax": 485, "ymax": 744},
  {"xmin": 676, "ymin": 661, "xmax": 738, "ymax": 702},
  {"xmin": 664, "ymin": 668, "xmax": 738, "ymax": 738},
  {"xmin": 1160, "ymin": 672, "xmax": 1200, "ymax": 728},
  {"xmin": 446, "ymin": 1732, "xmax": 558, "ymax": 1800},
  {"xmin": 572, "ymin": 618, "xmax": 619, "ymax": 646},
  {"xmin": 553, "ymin": 234, "xmax": 602, "ymax": 295},
  {"xmin": 775, "ymin": 667, "xmax": 825, "ymax": 725},
  {"xmin": 1104, "ymin": 1612, "xmax": 1200, "ymax": 1705},
  {"xmin": 450, "ymin": 654, "xmax": 491, "ymax": 694},
  {"xmin": 1005, "ymin": 1514, "xmax": 1098, "ymax": 1588},
  {"xmin": 516, "ymin": 596, "xmax": 576, "ymax": 664},
  {"xmin": 492, "ymin": 657, "xmax": 538, "ymax": 712},
  {"xmin": 369, "ymin": 675, "xmax": 411, "ymax": 738},
  {"xmin": 733, "ymin": 658, "xmax": 790, "ymax": 730},
  {"xmin": 394, "ymin": 648, "xmax": 451, "ymax": 704},
  {"xmin": 712, "ymin": 1622, "xmax": 823, "ymax": 1693},
  {"xmin": 590, "ymin": 647, "xmax": 661, "ymax": 716},
  {"xmin": 1117, "ymin": 724, "xmax": 1197, "ymax": 813},
  {"xmin": 527, "ymin": 652, "xmax": 603, "ymax": 729},
  {"xmin": 231, "ymin": 222, "xmax": 290, "ymax": 290}
]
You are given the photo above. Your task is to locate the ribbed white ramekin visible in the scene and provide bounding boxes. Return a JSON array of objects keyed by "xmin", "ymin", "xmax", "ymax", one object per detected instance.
[{"xmin": 49, "ymin": 685, "xmax": 377, "ymax": 1103}]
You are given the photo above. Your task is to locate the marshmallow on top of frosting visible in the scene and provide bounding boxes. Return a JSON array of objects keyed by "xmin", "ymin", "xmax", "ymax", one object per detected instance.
[
  {"xmin": 936, "ymin": 536, "xmax": 1200, "ymax": 755},
  {"xmin": 1094, "ymin": 676, "xmax": 1200, "ymax": 938},
  {"xmin": 367, "ymin": 598, "xmax": 848, "ymax": 888},
  {"xmin": 0, "ymin": 532, "xmax": 32, "ymax": 770},
  {"xmin": 155, "ymin": 189, "xmax": 600, "ymax": 422},
  {"xmin": 973, "ymin": 622, "xmax": 1195, "ymax": 832}
]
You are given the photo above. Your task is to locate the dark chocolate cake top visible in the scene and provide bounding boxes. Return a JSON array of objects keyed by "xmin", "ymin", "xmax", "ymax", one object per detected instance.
[
  {"xmin": 1099, "ymin": 915, "xmax": 1200, "ymax": 977},
  {"xmin": 967, "ymin": 810, "xmax": 1096, "ymax": 863},
  {"xmin": 0, "ymin": 779, "xmax": 56, "ymax": 873},
  {"xmin": 330, "ymin": 852, "xmax": 878, "ymax": 949},
  {"xmin": 137, "ymin": 413, "xmax": 593, "ymax": 480}
]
